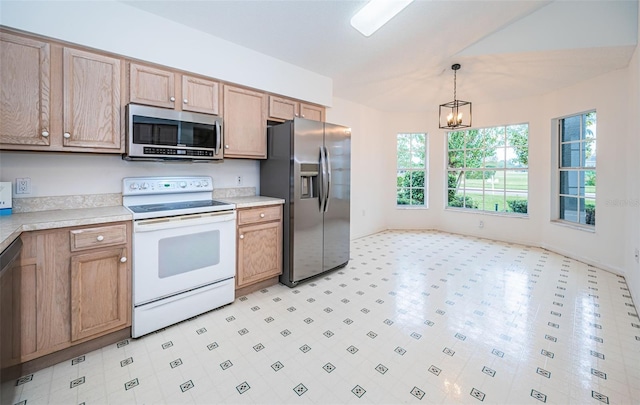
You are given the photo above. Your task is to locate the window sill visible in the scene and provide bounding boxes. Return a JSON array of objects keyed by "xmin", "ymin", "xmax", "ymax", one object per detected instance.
[
  {"xmin": 396, "ymin": 205, "xmax": 429, "ymax": 210},
  {"xmin": 551, "ymin": 219, "xmax": 595, "ymax": 233},
  {"xmin": 444, "ymin": 207, "xmax": 529, "ymax": 218}
]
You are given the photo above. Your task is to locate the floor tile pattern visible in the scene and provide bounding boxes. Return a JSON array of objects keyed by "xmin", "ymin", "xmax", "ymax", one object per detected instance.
[{"xmin": 3, "ymin": 230, "xmax": 639, "ymax": 404}]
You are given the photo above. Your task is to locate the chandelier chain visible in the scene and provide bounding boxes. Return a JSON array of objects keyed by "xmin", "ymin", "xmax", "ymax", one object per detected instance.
[{"xmin": 453, "ymin": 68, "xmax": 457, "ymax": 101}]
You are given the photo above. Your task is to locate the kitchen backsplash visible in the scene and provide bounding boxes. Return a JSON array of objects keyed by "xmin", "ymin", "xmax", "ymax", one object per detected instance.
[{"xmin": 13, "ymin": 187, "xmax": 256, "ymax": 213}]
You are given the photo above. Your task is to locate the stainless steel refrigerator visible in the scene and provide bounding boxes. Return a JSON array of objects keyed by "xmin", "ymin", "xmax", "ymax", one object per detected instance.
[{"xmin": 261, "ymin": 118, "xmax": 351, "ymax": 287}]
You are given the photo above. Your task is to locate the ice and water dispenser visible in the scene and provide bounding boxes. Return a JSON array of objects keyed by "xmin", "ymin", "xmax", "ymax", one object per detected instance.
[{"xmin": 300, "ymin": 163, "xmax": 319, "ymax": 199}]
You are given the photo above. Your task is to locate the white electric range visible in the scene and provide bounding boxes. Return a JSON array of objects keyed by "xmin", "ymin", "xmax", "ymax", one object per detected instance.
[{"xmin": 122, "ymin": 176, "xmax": 236, "ymax": 337}]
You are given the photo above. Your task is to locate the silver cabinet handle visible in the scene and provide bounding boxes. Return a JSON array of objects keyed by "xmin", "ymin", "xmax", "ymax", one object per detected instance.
[
  {"xmin": 170, "ymin": 96, "xmax": 176, "ymax": 102},
  {"xmin": 260, "ymin": 213, "xmax": 265, "ymax": 218},
  {"xmin": 96, "ymin": 235, "xmax": 104, "ymax": 242},
  {"xmin": 63, "ymin": 132, "xmax": 71, "ymax": 139},
  {"xmin": 183, "ymin": 99, "xmax": 188, "ymax": 104},
  {"xmin": 120, "ymin": 257, "xmax": 127, "ymax": 263},
  {"xmin": 239, "ymin": 234, "xmax": 244, "ymax": 239},
  {"xmin": 225, "ymin": 145, "xmax": 229, "ymax": 149},
  {"xmin": 41, "ymin": 130, "xmax": 49, "ymax": 137}
]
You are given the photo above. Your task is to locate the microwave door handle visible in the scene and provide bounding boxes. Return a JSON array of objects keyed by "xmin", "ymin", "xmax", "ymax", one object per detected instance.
[{"xmin": 215, "ymin": 121, "xmax": 222, "ymax": 155}]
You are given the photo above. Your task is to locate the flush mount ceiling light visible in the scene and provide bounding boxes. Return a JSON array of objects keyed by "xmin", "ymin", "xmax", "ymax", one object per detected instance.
[
  {"xmin": 350, "ymin": 0, "xmax": 414, "ymax": 37},
  {"xmin": 439, "ymin": 64, "xmax": 472, "ymax": 129}
]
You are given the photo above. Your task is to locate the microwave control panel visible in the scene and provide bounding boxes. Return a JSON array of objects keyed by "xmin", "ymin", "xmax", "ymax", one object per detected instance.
[{"xmin": 143, "ymin": 147, "xmax": 214, "ymax": 157}]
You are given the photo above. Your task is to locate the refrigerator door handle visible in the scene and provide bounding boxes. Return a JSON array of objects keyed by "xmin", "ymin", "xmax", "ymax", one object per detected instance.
[
  {"xmin": 319, "ymin": 146, "xmax": 327, "ymax": 212},
  {"xmin": 324, "ymin": 146, "xmax": 331, "ymax": 213}
]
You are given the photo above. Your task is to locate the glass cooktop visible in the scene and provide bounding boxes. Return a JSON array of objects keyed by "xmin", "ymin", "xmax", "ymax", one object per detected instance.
[{"xmin": 127, "ymin": 199, "xmax": 232, "ymax": 214}]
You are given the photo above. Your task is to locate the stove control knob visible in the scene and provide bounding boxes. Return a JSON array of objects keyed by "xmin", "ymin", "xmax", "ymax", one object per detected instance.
[
  {"xmin": 141, "ymin": 182, "xmax": 149, "ymax": 190},
  {"xmin": 201, "ymin": 180, "xmax": 209, "ymax": 187},
  {"xmin": 179, "ymin": 181, "xmax": 187, "ymax": 188},
  {"xmin": 129, "ymin": 183, "xmax": 139, "ymax": 190}
]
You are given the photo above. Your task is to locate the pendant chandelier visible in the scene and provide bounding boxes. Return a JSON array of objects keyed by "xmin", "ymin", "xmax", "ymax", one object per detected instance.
[{"xmin": 439, "ymin": 63, "xmax": 472, "ymax": 129}]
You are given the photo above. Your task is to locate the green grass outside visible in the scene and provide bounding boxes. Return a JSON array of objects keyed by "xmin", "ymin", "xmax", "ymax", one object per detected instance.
[
  {"xmin": 461, "ymin": 171, "xmax": 528, "ymax": 191},
  {"xmin": 461, "ymin": 171, "xmax": 596, "ymax": 194}
]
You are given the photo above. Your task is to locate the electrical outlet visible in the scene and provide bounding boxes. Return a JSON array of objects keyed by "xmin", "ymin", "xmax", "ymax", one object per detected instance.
[
  {"xmin": 236, "ymin": 176, "xmax": 242, "ymax": 186},
  {"xmin": 478, "ymin": 220, "xmax": 484, "ymax": 229},
  {"xmin": 16, "ymin": 178, "xmax": 31, "ymax": 194}
]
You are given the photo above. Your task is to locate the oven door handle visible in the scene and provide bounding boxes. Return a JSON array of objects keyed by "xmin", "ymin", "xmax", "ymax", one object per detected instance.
[{"xmin": 134, "ymin": 211, "xmax": 236, "ymax": 232}]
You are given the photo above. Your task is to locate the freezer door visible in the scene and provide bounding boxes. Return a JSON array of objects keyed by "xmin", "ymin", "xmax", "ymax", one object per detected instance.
[
  {"xmin": 323, "ymin": 123, "xmax": 351, "ymax": 272},
  {"xmin": 292, "ymin": 118, "xmax": 325, "ymax": 282}
]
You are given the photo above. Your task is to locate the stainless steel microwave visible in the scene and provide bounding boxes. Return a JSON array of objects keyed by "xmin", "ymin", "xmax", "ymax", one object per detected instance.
[{"xmin": 124, "ymin": 104, "xmax": 223, "ymax": 161}]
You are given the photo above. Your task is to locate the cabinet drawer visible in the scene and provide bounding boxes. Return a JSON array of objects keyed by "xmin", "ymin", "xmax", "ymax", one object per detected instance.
[
  {"xmin": 70, "ymin": 224, "xmax": 128, "ymax": 251},
  {"xmin": 238, "ymin": 205, "xmax": 282, "ymax": 225}
]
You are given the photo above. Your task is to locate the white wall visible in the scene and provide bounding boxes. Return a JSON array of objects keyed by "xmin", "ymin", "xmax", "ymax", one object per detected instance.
[
  {"xmin": 326, "ymin": 98, "xmax": 389, "ymax": 239},
  {"xmin": 0, "ymin": 0, "xmax": 332, "ymax": 106},
  {"xmin": 0, "ymin": 151, "xmax": 260, "ymax": 197},
  {"xmin": 624, "ymin": 5, "xmax": 640, "ymax": 306}
]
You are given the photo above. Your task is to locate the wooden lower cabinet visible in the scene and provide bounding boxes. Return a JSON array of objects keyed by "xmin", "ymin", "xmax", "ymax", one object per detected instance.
[
  {"xmin": 8, "ymin": 222, "xmax": 131, "ymax": 363},
  {"xmin": 70, "ymin": 247, "xmax": 129, "ymax": 342},
  {"xmin": 236, "ymin": 205, "xmax": 283, "ymax": 294}
]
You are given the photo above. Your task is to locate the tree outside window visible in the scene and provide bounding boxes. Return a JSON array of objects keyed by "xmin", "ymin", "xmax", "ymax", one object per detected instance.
[
  {"xmin": 397, "ymin": 133, "xmax": 427, "ymax": 206},
  {"xmin": 558, "ymin": 111, "xmax": 596, "ymax": 225},
  {"xmin": 447, "ymin": 124, "xmax": 529, "ymax": 214}
]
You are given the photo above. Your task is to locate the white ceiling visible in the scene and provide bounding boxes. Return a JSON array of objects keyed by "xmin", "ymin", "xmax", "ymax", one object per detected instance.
[{"xmin": 124, "ymin": 0, "xmax": 638, "ymax": 112}]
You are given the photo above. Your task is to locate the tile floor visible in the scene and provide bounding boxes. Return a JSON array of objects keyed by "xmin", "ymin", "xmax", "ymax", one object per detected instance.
[{"xmin": 3, "ymin": 230, "xmax": 639, "ymax": 404}]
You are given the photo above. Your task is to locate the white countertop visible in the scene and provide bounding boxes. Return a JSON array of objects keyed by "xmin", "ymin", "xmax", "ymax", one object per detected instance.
[
  {"xmin": 0, "ymin": 206, "xmax": 132, "ymax": 252},
  {"xmin": 217, "ymin": 196, "xmax": 285, "ymax": 209}
]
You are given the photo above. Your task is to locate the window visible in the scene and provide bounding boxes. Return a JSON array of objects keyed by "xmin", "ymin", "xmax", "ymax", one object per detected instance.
[
  {"xmin": 447, "ymin": 124, "xmax": 529, "ymax": 214},
  {"xmin": 558, "ymin": 111, "xmax": 596, "ymax": 225},
  {"xmin": 396, "ymin": 133, "xmax": 427, "ymax": 206}
]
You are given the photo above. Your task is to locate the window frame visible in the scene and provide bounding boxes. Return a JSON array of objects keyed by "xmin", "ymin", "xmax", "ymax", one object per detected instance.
[
  {"xmin": 445, "ymin": 123, "xmax": 529, "ymax": 216},
  {"xmin": 396, "ymin": 132, "xmax": 429, "ymax": 209},
  {"xmin": 554, "ymin": 110, "xmax": 596, "ymax": 228}
]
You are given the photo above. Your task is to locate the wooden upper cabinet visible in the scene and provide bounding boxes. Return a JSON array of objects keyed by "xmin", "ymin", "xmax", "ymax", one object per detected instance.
[
  {"xmin": 223, "ymin": 85, "xmax": 267, "ymax": 159},
  {"xmin": 268, "ymin": 95, "xmax": 325, "ymax": 122},
  {"xmin": 129, "ymin": 63, "xmax": 220, "ymax": 115},
  {"xmin": 1, "ymin": 29, "xmax": 124, "ymax": 153},
  {"xmin": 0, "ymin": 32, "xmax": 51, "ymax": 147},
  {"xmin": 182, "ymin": 75, "xmax": 220, "ymax": 115},
  {"xmin": 129, "ymin": 63, "xmax": 176, "ymax": 109},
  {"xmin": 63, "ymin": 48, "xmax": 121, "ymax": 150},
  {"xmin": 300, "ymin": 103, "xmax": 325, "ymax": 122},
  {"xmin": 268, "ymin": 96, "xmax": 298, "ymax": 121}
]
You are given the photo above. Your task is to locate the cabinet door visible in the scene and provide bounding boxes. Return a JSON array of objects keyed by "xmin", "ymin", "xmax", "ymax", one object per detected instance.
[
  {"xmin": 237, "ymin": 221, "xmax": 282, "ymax": 287},
  {"xmin": 0, "ymin": 33, "xmax": 51, "ymax": 147},
  {"xmin": 129, "ymin": 63, "xmax": 176, "ymax": 109},
  {"xmin": 0, "ymin": 244, "xmax": 33, "ymax": 368},
  {"xmin": 300, "ymin": 103, "xmax": 325, "ymax": 122},
  {"xmin": 63, "ymin": 48, "xmax": 122, "ymax": 150},
  {"xmin": 70, "ymin": 247, "xmax": 129, "ymax": 342},
  {"xmin": 223, "ymin": 85, "xmax": 267, "ymax": 158},
  {"xmin": 268, "ymin": 96, "xmax": 298, "ymax": 121},
  {"xmin": 182, "ymin": 75, "xmax": 220, "ymax": 115},
  {"xmin": 15, "ymin": 230, "xmax": 72, "ymax": 361}
]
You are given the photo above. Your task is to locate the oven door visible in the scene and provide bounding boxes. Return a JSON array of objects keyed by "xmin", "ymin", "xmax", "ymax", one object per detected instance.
[{"xmin": 132, "ymin": 210, "xmax": 236, "ymax": 306}]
